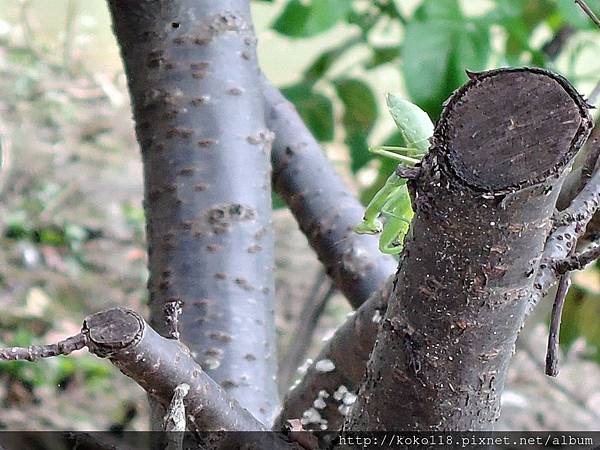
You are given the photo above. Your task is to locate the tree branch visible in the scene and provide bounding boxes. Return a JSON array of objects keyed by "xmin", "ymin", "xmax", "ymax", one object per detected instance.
[
  {"xmin": 554, "ymin": 243, "xmax": 600, "ymax": 273},
  {"xmin": 555, "ymin": 121, "xmax": 600, "ymax": 245},
  {"xmin": 0, "ymin": 309, "xmax": 314, "ymax": 448},
  {"xmin": 273, "ymin": 277, "xmax": 394, "ymax": 432},
  {"xmin": 543, "ymin": 238, "xmax": 600, "ymax": 376},
  {"xmin": 545, "ymin": 266, "xmax": 573, "ymax": 376},
  {"xmin": 84, "ymin": 309, "xmax": 272, "ymax": 434},
  {"xmin": 0, "ymin": 334, "xmax": 86, "ymax": 361},
  {"xmin": 0, "ymin": 309, "xmax": 265, "ymax": 431},
  {"xmin": 530, "ymin": 161, "xmax": 600, "ymax": 313},
  {"xmin": 344, "ymin": 68, "xmax": 592, "ymax": 431},
  {"xmin": 581, "ymin": 120, "xmax": 600, "ymax": 184},
  {"xmin": 263, "ymin": 78, "xmax": 397, "ymax": 310},
  {"xmin": 107, "ymin": 0, "xmax": 278, "ymax": 423}
]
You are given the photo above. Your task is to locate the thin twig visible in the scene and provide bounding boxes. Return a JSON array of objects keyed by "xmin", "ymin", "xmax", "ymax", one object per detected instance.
[
  {"xmin": 280, "ymin": 271, "xmax": 336, "ymax": 392},
  {"xmin": 580, "ymin": 122, "xmax": 600, "ymax": 183},
  {"xmin": 589, "ymin": 80, "xmax": 600, "ymax": 106},
  {"xmin": 545, "ymin": 250, "xmax": 574, "ymax": 376},
  {"xmin": 529, "ymin": 159, "xmax": 600, "ymax": 314},
  {"xmin": 0, "ymin": 333, "xmax": 87, "ymax": 361},
  {"xmin": 555, "ymin": 243, "xmax": 600, "ymax": 273},
  {"xmin": 575, "ymin": 0, "xmax": 600, "ymax": 28},
  {"xmin": 542, "ymin": 26, "xmax": 575, "ymax": 59}
]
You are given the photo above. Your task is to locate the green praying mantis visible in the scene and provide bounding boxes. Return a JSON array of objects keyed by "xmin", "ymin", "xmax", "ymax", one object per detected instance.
[{"xmin": 354, "ymin": 94, "xmax": 434, "ymax": 255}]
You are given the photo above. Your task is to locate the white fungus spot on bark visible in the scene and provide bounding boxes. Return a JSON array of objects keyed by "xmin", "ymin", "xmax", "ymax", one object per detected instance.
[
  {"xmin": 372, "ymin": 309, "xmax": 382, "ymax": 323},
  {"xmin": 343, "ymin": 392, "xmax": 357, "ymax": 405},
  {"xmin": 315, "ymin": 359, "xmax": 335, "ymax": 372},
  {"xmin": 318, "ymin": 390, "xmax": 330, "ymax": 398},
  {"xmin": 313, "ymin": 398, "xmax": 326, "ymax": 409},
  {"xmin": 333, "ymin": 385, "xmax": 348, "ymax": 401},
  {"xmin": 338, "ymin": 404, "xmax": 352, "ymax": 416},
  {"xmin": 301, "ymin": 407, "xmax": 322, "ymax": 425},
  {"xmin": 298, "ymin": 358, "xmax": 313, "ymax": 373}
]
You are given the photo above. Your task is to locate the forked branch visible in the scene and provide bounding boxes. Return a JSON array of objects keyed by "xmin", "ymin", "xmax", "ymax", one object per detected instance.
[{"xmin": 0, "ymin": 309, "xmax": 265, "ymax": 432}]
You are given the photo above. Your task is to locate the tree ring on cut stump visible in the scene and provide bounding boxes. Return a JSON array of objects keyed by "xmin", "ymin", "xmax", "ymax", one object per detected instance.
[
  {"xmin": 435, "ymin": 68, "xmax": 592, "ymax": 193},
  {"xmin": 84, "ymin": 308, "xmax": 144, "ymax": 356}
]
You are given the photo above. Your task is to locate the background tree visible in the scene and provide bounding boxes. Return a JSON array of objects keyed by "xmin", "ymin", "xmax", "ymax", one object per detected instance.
[{"xmin": 0, "ymin": 0, "xmax": 598, "ymax": 444}]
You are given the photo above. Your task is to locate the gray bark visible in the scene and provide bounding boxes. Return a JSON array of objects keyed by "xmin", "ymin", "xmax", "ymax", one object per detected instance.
[
  {"xmin": 84, "ymin": 308, "xmax": 266, "ymax": 432},
  {"xmin": 344, "ymin": 68, "xmax": 592, "ymax": 431},
  {"xmin": 107, "ymin": 0, "xmax": 278, "ymax": 423},
  {"xmin": 264, "ymin": 80, "xmax": 397, "ymax": 310}
]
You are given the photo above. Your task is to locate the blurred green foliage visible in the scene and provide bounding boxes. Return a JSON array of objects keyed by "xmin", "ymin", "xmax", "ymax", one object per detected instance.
[
  {"xmin": 334, "ymin": 78, "xmax": 379, "ymax": 172},
  {"xmin": 4, "ymin": 181, "xmax": 93, "ymax": 251},
  {"xmin": 273, "ymin": 0, "xmax": 354, "ymax": 37},
  {"xmin": 0, "ymin": 327, "xmax": 111, "ymax": 392},
  {"xmin": 271, "ymin": 0, "xmax": 600, "ymax": 172}
]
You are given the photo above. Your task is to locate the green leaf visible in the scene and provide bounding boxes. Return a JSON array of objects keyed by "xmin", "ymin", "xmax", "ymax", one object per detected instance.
[
  {"xmin": 334, "ymin": 78, "xmax": 378, "ymax": 172},
  {"xmin": 272, "ymin": 0, "xmax": 353, "ymax": 37},
  {"xmin": 483, "ymin": 0, "xmax": 558, "ymax": 64},
  {"xmin": 303, "ymin": 45, "xmax": 350, "ymax": 84},
  {"xmin": 448, "ymin": 21, "xmax": 492, "ymax": 85},
  {"xmin": 281, "ymin": 83, "xmax": 334, "ymax": 141},
  {"xmin": 365, "ymin": 46, "xmax": 401, "ymax": 69},
  {"xmin": 402, "ymin": 1, "xmax": 490, "ymax": 118},
  {"xmin": 36, "ymin": 226, "xmax": 67, "ymax": 246},
  {"xmin": 302, "ymin": 35, "xmax": 363, "ymax": 84},
  {"xmin": 402, "ymin": 23, "xmax": 452, "ymax": 117},
  {"xmin": 414, "ymin": 0, "xmax": 462, "ymax": 22},
  {"xmin": 345, "ymin": 133, "xmax": 371, "ymax": 173}
]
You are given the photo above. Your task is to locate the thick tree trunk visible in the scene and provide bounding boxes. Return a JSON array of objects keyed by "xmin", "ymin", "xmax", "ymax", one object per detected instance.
[
  {"xmin": 107, "ymin": 0, "xmax": 278, "ymax": 424},
  {"xmin": 345, "ymin": 68, "xmax": 592, "ymax": 431}
]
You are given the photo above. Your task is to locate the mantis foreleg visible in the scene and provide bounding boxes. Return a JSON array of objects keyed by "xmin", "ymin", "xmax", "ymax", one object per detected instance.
[
  {"xmin": 369, "ymin": 145, "xmax": 428, "ymax": 163},
  {"xmin": 354, "ymin": 172, "xmax": 406, "ymax": 235},
  {"xmin": 355, "ymin": 94, "xmax": 433, "ymax": 255}
]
